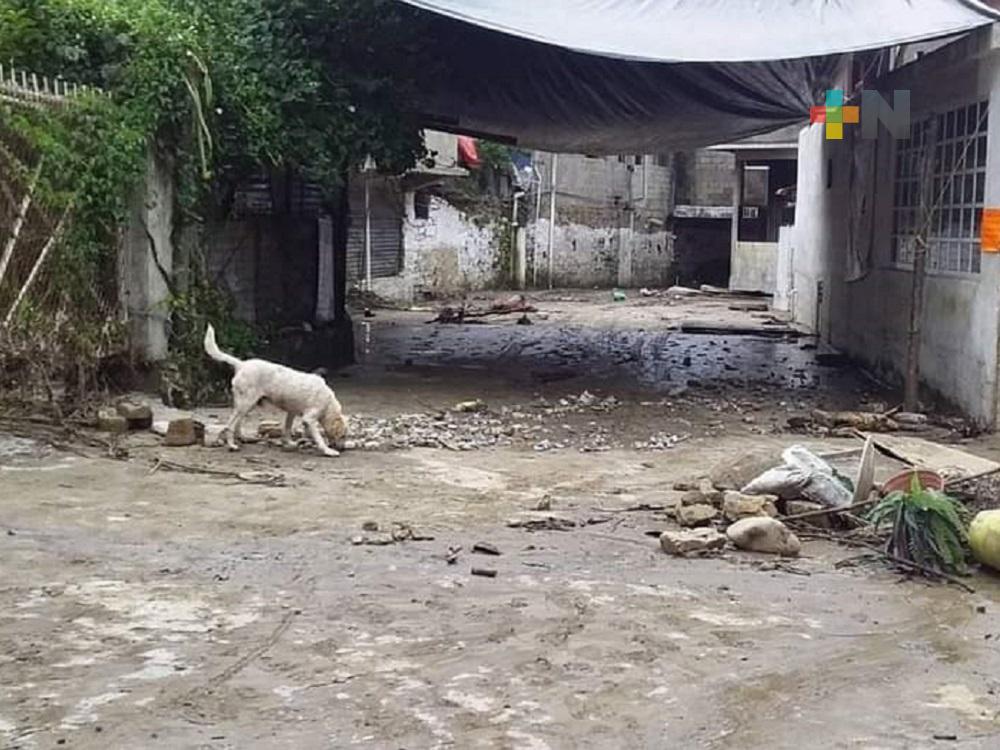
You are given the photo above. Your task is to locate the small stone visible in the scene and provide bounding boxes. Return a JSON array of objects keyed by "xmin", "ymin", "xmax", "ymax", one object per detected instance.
[
  {"xmin": 362, "ymin": 521, "xmax": 380, "ymax": 532},
  {"xmin": 473, "ymin": 542, "xmax": 501, "ymax": 556},
  {"xmin": 677, "ymin": 504, "xmax": 719, "ymax": 528},
  {"xmin": 454, "ymin": 400, "xmax": 487, "ymax": 413},
  {"xmin": 151, "ymin": 420, "xmax": 170, "ymax": 436},
  {"xmin": 672, "ymin": 480, "xmax": 699, "ymax": 491},
  {"xmin": 164, "ymin": 418, "xmax": 204, "ymax": 447},
  {"xmin": 203, "ymin": 424, "xmax": 226, "ymax": 447},
  {"xmin": 697, "ymin": 478, "xmax": 724, "ymax": 506},
  {"xmin": 471, "ymin": 568, "xmax": 498, "ymax": 578},
  {"xmin": 723, "ymin": 492, "xmax": 778, "ymax": 522},
  {"xmin": 97, "ymin": 409, "xmax": 128, "ymax": 434},
  {"xmin": 679, "ymin": 490, "xmax": 708, "ymax": 507},
  {"xmin": 660, "ymin": 528, "xmax": 727, "ymax": 556},
  {"xmin": 726, "ymin": 517, "xmax": 801, "ymax": 557},
  {"xmin": 116, "ymin": 400, "xmax": 153, "ymax": 430},
  {"xmin": 258, "ymin": 421, "xmax": 284, "ymax": 439}
]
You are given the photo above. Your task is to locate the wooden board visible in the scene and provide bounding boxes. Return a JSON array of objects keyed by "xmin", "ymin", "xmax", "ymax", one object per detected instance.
[{"xmin": 867, "ymin": 434, "xmax": 1000, "ymax": 482}]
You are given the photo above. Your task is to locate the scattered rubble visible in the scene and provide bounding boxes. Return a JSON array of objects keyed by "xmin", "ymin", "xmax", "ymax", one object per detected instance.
[
  {"xmin": 783, "ymin": 500, "xmax": 833, "ymax": 529},
  {"xmin": 726, "ymin": 517, "xmax": 801, "ymax": 557},
  {"xmin": 472, "ymin": 542, "xmax": 501, "ymax": 556},
  {"xmin": 97, "ymin": 409, "xmax": 128, "ymax": 434},
  {"xmin": 633, "ymin": 432, "xmax": 689, "ymax": 451},
  {"xmin": 430, "ymin": 294, "xmax": 536, "ymax": 324},
  {"xmin": 660, "ymin": 528, "xmax": 726, "ymax": 556},
  {"xmin": 164, "ymin": 418, "xmax": 204, "ymax": 447},
  {"xmin": 676, "ymin": 504, "xmax": 719, "ymax": 528},
  {"xmin": 203, "ymin": 424, "xmax": 226, "ymax": 447},
  {"xmin": 116, "ymin": 400, "xmax": 153, "ymax": 430},
  {"xmin": 722, "ymin": 492, "xmax": 778, "ymax": 522},
  {"xmin": 507, "ymin": 515, "xmax": 577, "ymax": 532},
  {"xmin": 454, "ymin": 399, "xmax": 487, "ymax": 413},
  {"xmin": 351, "ymin": 522, "xmax": 434, "ymax": 546}
]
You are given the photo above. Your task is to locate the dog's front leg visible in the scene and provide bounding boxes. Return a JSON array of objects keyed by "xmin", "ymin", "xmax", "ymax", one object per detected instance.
[{"xmin": 303, "ymin": 413, "xmax": 339, "ymax": 457}]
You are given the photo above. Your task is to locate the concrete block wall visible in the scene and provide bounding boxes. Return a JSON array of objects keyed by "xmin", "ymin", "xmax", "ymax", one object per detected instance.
[
  {"xmin": 674, "ymin": 150, "xmax": 736, "ymax": 207},
  {"xmin": 530, "ymin": 219, "xmax": 673, "ymax": 288}
]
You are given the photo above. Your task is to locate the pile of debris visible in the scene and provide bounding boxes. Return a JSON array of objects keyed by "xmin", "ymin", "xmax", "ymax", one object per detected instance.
[
  {"xmin": 429, "ymin": 294, "xmax": 537, "ymax": 324},
  {"xmin": 348, "ymin": 410, "xmax": 519, "ymax": 451},
  {"xmin": 660, "ymin": 436, "xmax": 1000, "ymax": 589}
]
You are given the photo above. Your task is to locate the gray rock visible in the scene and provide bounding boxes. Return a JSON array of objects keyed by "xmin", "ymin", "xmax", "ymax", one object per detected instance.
[
  {"xmin": 164, "ymin": 418, "xmax": 204, "ymax": 447},
  {"xmin": 202, "ymin": 424, "xmax": 226, "ymax": 447},
  {"xmin": 98, "ymin": 409, "xmax": 127, "ymax": 434},
  {"xmin": 726, "ymin": 517, "xmax": 801, "ymax": 557},
  {"xmin": 660, "ymin": 528, "xmax": 727, "ymax": 556},
  {"xmin": 677, "ymin": 504, "xmax": 720, "ymax": 528},
  {"xmin": 116, "ymin": 400, "xmax": 153, "ymax": 430},
  {"xmin": 723, "ymin": 492, "xmax": 778, "ymax": 522}
]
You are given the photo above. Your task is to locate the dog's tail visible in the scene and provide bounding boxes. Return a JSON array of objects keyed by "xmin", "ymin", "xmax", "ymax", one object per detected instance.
[{"xmin": 204, "ymin": 324, "xmax": 242, "ymax": 369}]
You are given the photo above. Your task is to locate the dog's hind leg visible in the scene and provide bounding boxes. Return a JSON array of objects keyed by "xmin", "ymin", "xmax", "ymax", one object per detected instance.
[
  {"xmin": 303, "ymin": 412, "xmax": 339, "ymax": 457},
  {"xmin": 224, "ymin": 389, "xmax": 257, "ymax": 451},
  {"xmin": 282, "ymin": 412, "xmax": 297, "ymax": 449}
]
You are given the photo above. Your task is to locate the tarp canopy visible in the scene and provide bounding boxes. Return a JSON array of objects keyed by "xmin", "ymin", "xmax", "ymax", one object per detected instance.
[{"xmin": 398, "ymin": 0, "xmax": 1000, "ymax": 153}]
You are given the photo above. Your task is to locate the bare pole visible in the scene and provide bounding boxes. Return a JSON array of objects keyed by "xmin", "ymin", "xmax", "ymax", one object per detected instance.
[
  {"xmin": 3, "ymin": 206, "xmax": 70, "ymax": 329},
  {"xmin": 0, "ymin": 159, "xmax": 42, "ymax": 290},
  {"xmin": 547, "ymin": 154, "xmax": 558, "ymax": 290},
  {"xmin": 904, "ymin": 115, "xmax": 939, "ymax": 412}
]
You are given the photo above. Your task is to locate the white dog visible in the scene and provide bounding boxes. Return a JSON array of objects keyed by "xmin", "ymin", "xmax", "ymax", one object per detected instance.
[{"xmin": 204, "ymin": 325, "xmax": 348, "ymax": 457}]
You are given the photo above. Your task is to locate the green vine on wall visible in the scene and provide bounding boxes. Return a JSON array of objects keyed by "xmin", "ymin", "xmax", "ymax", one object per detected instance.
[{"xmin": 0, "ymin": 0, "xmax": 433, "ymax": 403}]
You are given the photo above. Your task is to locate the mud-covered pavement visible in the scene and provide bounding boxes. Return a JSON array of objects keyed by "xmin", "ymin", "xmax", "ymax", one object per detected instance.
[{"xmin": 3, "ymin": 290, "xmax": 1000, "ymax": 749}]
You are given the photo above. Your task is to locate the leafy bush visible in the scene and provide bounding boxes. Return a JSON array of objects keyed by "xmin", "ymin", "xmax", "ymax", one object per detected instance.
[
  {"xmin": 867, "ymin": 474, "xmax": 970, "ymax": 575},
  {"xmin": 0, "ymin": 0, "xmax": 431, "ymax": 401}
]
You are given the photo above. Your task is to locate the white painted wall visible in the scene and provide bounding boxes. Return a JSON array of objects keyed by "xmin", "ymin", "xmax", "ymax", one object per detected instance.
[
  {"xmin": 790, "ymin": 27, "xmax": 1000, "ymax": 425},
  {"xmin": 730, "ymin": 241, "xmax": 778, "ymax": 293}
]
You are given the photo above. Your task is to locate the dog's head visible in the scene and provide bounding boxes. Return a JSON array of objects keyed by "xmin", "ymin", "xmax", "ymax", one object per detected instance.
[{"xmin": 323, "ymin": 408, "xmax": 348, "ymax": 450}]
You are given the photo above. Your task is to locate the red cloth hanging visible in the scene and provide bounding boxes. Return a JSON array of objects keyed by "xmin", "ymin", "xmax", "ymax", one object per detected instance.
[{"xmin": 457, "ymin": 135, "xmax": 481, "ymax": 168}]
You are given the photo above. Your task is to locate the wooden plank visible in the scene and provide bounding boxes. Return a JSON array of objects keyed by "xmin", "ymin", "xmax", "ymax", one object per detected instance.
[{"xmin": 867, "ymin": 433, "xmax": 1000, "ymax": 482}]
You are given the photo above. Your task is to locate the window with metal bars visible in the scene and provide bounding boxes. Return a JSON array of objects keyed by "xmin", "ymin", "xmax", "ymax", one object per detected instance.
[{"xmin": 891, "ymin": 100, "xmax": 988, "ymax": 274}]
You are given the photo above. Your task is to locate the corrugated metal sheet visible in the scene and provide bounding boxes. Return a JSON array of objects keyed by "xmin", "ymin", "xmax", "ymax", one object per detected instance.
[{"xmin": 346, "ymin": 176, "xmax": 403, "ymax": 282}]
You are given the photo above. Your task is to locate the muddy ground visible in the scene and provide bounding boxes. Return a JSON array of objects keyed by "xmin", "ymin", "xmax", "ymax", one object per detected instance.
[{"xmin": 3, "ymin": 290, "xmax": 1000, "ymax": 749}]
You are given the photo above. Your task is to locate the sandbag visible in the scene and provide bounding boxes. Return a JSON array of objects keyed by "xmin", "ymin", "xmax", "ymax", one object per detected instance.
[
  {"xmin": 741, "ymin": 445, "xmax": 853, "ymax": 508},
  {"xmin": 969, "ymin": 510, "xmax": 1000, "ymax": 572}
]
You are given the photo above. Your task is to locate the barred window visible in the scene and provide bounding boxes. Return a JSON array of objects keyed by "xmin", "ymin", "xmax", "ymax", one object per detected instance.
[{"xmin": 892, "ymin": 100, "xmax": 988, "ymax": 274}]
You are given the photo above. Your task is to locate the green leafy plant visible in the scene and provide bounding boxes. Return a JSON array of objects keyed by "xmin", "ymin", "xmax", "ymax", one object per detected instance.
[
  {"xmin": 1, "ymin": 0, "xmax": 433, "ymax": 403},
  {"xmin": 867, "ymin": 474, "xmax": 970, "ymax": 575}
]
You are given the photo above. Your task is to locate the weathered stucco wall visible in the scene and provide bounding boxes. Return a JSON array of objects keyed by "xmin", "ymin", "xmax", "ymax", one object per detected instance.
[
  {"xmin": 369, "ymin": 195, "xmax": 503, "ymax": 302},
  {"xmin": 530, "ymin": 219, "xmax": 672, "ymax": 288},
  {"xmin": 789, "ymin": 29, "xmax": 1000, "ymax": 425}
]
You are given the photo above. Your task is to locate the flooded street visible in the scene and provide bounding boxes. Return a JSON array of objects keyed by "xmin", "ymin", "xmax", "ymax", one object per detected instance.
[{"xmin": 2, "ymin": 291, "xmax": 1000, "ymax": 749}]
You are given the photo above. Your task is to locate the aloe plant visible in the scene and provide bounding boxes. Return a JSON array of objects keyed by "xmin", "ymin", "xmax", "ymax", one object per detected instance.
[{"xmin": 867, "ymin": 474, "xmax": 970, "ymax": 575}]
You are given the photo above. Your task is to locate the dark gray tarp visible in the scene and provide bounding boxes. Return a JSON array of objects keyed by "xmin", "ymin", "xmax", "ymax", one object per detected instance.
[{"xmin": 398, "ymin": 0, "xmax": 1000, "ymax": 153}]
